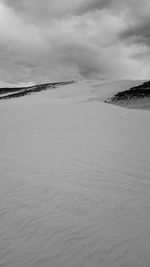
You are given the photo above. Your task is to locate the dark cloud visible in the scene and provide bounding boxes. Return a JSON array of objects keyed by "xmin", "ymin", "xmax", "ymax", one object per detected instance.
[
  {"xmin": 3, "ymin": 0, "xmax": 114, "ymax": 21},
  {"xmin": 0, "ymin": 0, "xmax": 150, "ymax": 84},
  {"xmin": 77, "ymin": 0, "xmax": 113, "ymax": 15},
  {"xmin": 120, "ymin": 18, "xmax": 150, "ymax": 46}
]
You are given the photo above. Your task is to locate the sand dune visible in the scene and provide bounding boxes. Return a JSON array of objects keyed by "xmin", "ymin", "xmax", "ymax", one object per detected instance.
[
  {"xmin": 105, "ymin": 80, "xmax": 150, "ymax": 110},
  {"xmin": 0, "ymin": 81, "xmax": 74, "ymax": 100},
  {"xmin": 0, "ymin": 80, "xmax": 150, "ymax": 267}
]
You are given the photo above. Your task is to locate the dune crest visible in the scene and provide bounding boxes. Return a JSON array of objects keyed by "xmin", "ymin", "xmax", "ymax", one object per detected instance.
[{"xmin": 105, "ymin": 80, "xmax": 150, "ymax": 110}]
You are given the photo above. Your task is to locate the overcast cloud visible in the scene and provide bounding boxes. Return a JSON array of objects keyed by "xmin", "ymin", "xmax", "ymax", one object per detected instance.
[{"xmin": 0, "ymin": 0, "xmax": 150, "ymax": 84}]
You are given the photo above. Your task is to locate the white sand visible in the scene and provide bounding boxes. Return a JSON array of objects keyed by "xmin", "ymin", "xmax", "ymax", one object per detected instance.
[{"xmin": 0, "ymin": 80, "xmax": 150, "ymax": 267}]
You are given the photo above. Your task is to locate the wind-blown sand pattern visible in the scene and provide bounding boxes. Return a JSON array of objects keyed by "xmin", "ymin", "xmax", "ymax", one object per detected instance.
[{"xmin": 0, "ymin": 80, "xmax": 150, "ymax": 267}]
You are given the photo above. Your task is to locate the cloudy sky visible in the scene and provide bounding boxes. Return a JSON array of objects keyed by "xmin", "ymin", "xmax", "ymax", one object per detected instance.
[{"xmin": 0, "ymin": 0, "xmax": 150, "ymax": 84}]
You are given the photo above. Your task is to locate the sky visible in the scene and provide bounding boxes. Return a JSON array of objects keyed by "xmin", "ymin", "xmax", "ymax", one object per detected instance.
[{"xmin": 0, "ymin": 0, "xmax": 150, "ymax": 84}]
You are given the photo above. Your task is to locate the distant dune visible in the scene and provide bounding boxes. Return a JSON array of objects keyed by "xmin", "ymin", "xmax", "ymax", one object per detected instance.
[
  {"xmin": 105, "ymin": 80, "xmax": 150, "ymax": 110},
  {"xmin": 1, "ymin": 79, "xmax": 150, "ymax": 111},
  {"xmin": 0, "ymin": 81, "xmax": 75, "ymax": 100}
]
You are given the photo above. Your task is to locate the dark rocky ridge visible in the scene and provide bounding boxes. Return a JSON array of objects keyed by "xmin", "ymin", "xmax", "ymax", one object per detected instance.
[
  {"xmin": 0, "ymin": 81, "xmax": 75, "ymax": 100},
  {"xmin": 105, "ymin": 81, "xmax": 150, "ymax": 107}
]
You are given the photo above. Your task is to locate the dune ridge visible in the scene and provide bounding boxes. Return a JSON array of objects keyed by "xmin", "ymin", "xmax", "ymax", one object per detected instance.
[
  {"xmin": 105, "ymin": 80, "xmax": 150, "ymax": 109},
  {"xmin": 0, "ymin": 81, "xmax": 75, "ymax": 100}
]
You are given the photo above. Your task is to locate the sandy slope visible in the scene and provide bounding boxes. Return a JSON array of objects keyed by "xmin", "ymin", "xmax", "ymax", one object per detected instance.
[
  {"xmin": 104, "ymin": 80, "xmax": 150, "ymax": 110},
  {"xmin": 0, "ymin": 80, "xmax": 150, "ymax": 267}
]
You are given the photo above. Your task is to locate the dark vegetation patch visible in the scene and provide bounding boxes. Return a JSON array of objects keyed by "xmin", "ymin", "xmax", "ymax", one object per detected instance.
[
  {"xmin": 105, "ymin": 81, "xmax": 150, "ymax": 105},
  {"xmin": 0, "ymin": 81, "xmax": 75, "ymax": 100}
]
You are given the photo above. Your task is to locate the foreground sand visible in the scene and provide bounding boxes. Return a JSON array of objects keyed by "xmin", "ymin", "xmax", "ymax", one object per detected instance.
[{"xmin": 0, "ymin": 80, "xmax": 150, "ymax": 267}]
